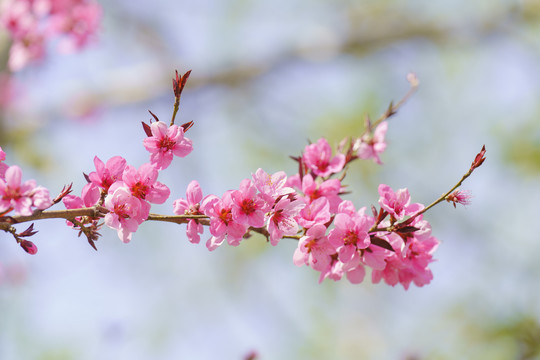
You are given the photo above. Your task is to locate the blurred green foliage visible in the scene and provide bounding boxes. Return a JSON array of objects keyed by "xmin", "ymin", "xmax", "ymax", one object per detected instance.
[{"xmin": 501, "ymin": 123, "xmax": 540, "ymax": 175}]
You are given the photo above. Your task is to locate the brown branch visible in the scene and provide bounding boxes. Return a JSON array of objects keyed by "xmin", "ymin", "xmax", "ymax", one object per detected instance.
[
  {"xmin": 0, "ymin": 208, "xmax": 304, "ymax": 244},
  {"xmin": 1, "ymin": 207, "xmax": 106, "ymax": 224},
  {"xmin": 146, "ymin": 213, "xmax": 210, "ymax": 226}
]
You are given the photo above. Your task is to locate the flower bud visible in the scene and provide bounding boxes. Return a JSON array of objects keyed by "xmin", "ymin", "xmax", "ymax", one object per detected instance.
[
  {"xmin": 20, "ymin": 240, "xmax": 38, "ymax": 255},
  {"xmin": 407, "ymin": 72, "xmax": 419, "ymax": 87},
  {"xmin": 470, "ymin": 145, "xmax": 486, "ymax": 171}
]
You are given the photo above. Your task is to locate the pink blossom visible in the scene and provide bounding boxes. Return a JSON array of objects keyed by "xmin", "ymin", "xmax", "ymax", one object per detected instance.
[
  {"xmin": 397, "ymin": 236, "xmax": 438, "ymax": 289},
  {"xmin": 0, "ymin": 165, "xmax": 51, "ymax": 216},
  {"xmin": 252, "ymin": 168, "xmax": 294, "ymax": 205},
  {"xmin": 369, "ymin": 232, "xmax": 406, "ymax": 287},
  {"xmin": 63, "ymin": 194, "xmax": 83, "ymax": 210},
  {"xmin": 88, "ymin": 156, "xmax": 126, "ymax": 192},
  {"xmin": 371, "ymin": 217, "xmax": 439, "ymax": 290},
  {"xmin": 336, "ymin": 200, "xmax": 357, "ymax": 216},
  {"xmin": 296, "ymin": 197, "xmax": 331, "ymax": 229},
  {"xmin": 31, "ymin": 186, "xmax": 52, "ymax": 209},
  {"xmin": 63, "ymin": 182, "xmax": 99, "ymax": 210},
  {"xmin": 185, "ymin": 220, "xmax": 204, "ymax": 245},
  {"xmin": 104, "ymin": 187, "xmax": 145, "ymax": 243},
  {"xmin": 143, "ymin": 121, "xmax": 193, "ymax": 170},
  {"xmin": 284, "ymin": 173, "xmax": 301, "ymax": 189},
  {"xmin": 303, "ymin": 138, "xmax": 345, "ymax": 178},
  {"xmin": 362, "ymin": 243, "xmax": 390, "ymax": 271},
  {"xmin": 328, "ymin": 212, "xmax": 373, "ymax": 264},
  {"xmin": 201, "ymin": 192, "xmax": 248, "ymax": 251},
  {"xmin": 62, "ymin": 182, "xmax": 100, "ymax": 227},
  {"xmin": 81, "ymin": 182, "xmax": 100, "ymax": 206},
  {"xmin": 299, "ymin": 174, "xmax": 342, "ymax": 212},
  {"xmin": 445, "ymin": 189, "xmax": 472, "ymax": 208},
  {"xmin": 231, "ymin": 179, "xmax": 268, "ymax": 228},
  {"xmin": 378, "ymin": 184, "xmax": 423, "ymax": 220},
  {"xmin": 345, "ymin": 263, "xmax": 366, "ymax": 284},
  {"xmin": 356, "ymin": 121, "xmax": 388, "ymax": 164},
  {"xmin": 266, "ymin": 197, "xmax": 305, "ymax": 246},
  {"xmin": 173, "ymin": 180, "xmax": 203, "ymax": 214},
  {"xmin": 119, "ymin": 163, "xmax": 170, "ymax": 204},
  {"xmin": 318, "ymin": 256, "xmax": 344, "ymax": 283},
  {"xmin": 293, "ymin": 224, "xmax": 334, "ymax": 272},
  {"xmin": 173, "ymin": 180, "xmax": 204, "ymax": 244},
  {"xmin": 319, "ymin": 248, "xmax": 368, "ymax": 284}
]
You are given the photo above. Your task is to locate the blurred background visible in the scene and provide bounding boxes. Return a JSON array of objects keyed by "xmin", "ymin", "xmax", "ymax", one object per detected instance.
[{"xmin": 1, "ymin": 0, "xmax": 540, "ymax": 359}]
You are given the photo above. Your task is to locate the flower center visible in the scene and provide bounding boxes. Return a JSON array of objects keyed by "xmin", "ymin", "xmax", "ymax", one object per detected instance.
[
  {"xmin": 131, "ymin": 182, "xmax": 149, "ymax": 199},
  {"xmin": 218, "ymin": 208, "xmax": 233, "ymax": 225},
  {"xmin": 240, "ymin": 199, "xmax": 256, "ymax": 215},
  {"xmin": 3, "ymin": 186, "xmax": 20, "ymax": 200},
  {"xmin": 343, "ymin": 231, "xmax": 358, "ymax": 246},
  {"xmin": 158, "ymin": 137, "xmax": 176, "ymax": 152},
  {"xmin": 114, "ymin": 203, "xmax": 130, "ymax": 219}
]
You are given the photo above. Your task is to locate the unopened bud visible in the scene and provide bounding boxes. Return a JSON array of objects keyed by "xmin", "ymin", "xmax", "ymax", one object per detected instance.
[
  {"xmin": 470, "ymin": 145, "xmax": 486, "ymax": 171},
  {"xmin": 173, "ymin": 70, "xmax": 192, "ymax": 97},
  {"xmin": 20, "ymin": 240, "xmax": 38, "ymax": 255},
  {"xmin": 407, "ymin": 72, "xmax": 419, "ymax": 87}
]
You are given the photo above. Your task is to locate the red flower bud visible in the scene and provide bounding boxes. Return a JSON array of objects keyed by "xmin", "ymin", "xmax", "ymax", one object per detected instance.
[
  {"xmin": 470, "ymin": 145, "xmax": 486, "ymax": 171},
  {"xmin": 173, "ymin": 70, "xmax": 192, "ymax": 97},
  {"xmin": 20, "ymin": 240, "xmax": 38, "ymax": 255}
]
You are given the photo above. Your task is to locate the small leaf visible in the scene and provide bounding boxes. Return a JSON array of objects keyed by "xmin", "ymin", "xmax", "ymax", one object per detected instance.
[
  {"xmin": 396, "ymin": 226, "xmax": 419, "ymax": 233},
  {"xmin": 174, "ymin": 70, "xmax": 192, "ymax": 97},
  {"xmin": 376, "ymin": 208, "xmax": 388, "ymax": 223},
  {"xmin": 18, "ymin": 223, "xmax": 38, "ymax": 237},
  {"xmin": 386, "ymin": 101, "xmax": 396, "ymax": 117},
  {"xmin": 141, "ymin": 121, "xmax": 153, "ymax": 137},
  {"xmin": 180, "ymin": 70, "xmax": 192, "ymax": 89},
  {"xmin": 370, "ymin": 236, "xmax": 395, "ymax": 252},
  {"xmin": 88, "ymin": 238, "xmax": 98, "ymax": 251},
  {"xmin": 52, "ymin": 183, "xmax": 73, "ymax": 204},
  {"xmin": 148, "ymin": 110, "xmax": 160, "ymax": 123},
  {"xmin": 180, "ymin": 120, "xmax": 194, "ymax": 132}
]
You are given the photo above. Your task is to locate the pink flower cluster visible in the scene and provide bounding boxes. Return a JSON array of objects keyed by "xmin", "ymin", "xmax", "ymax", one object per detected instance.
[
  {"xmin": 173, "ymin": 169, "xmax": 303, "ymax": 251},
  {"xmin": 0, "ymin": 69, "xmax": 479, "ymax": 290},
  {"xmin": 0, "ymin": 146, "xmax": 52, "ymax": 216},
  {"xmin": 371, "ymin": 213, "xmax": 439, "ymax": 290},
  {"xmin": 63, "ymin": 120, "xmax": 193, "ymax": 243},
  {"xmin": 0, "ymin": 65, "xmax": 484, "ymax": 291},
  {"xmin": 168, "ymin": 136, "xmax": 439, "ymax": 289},
  {"xmin": 290, "ymin": 182, "xmax": 438, "ymax": 289},
  {"xmin": 0, "ymin": 0, "xmax": 102, "ymax": 71}
]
